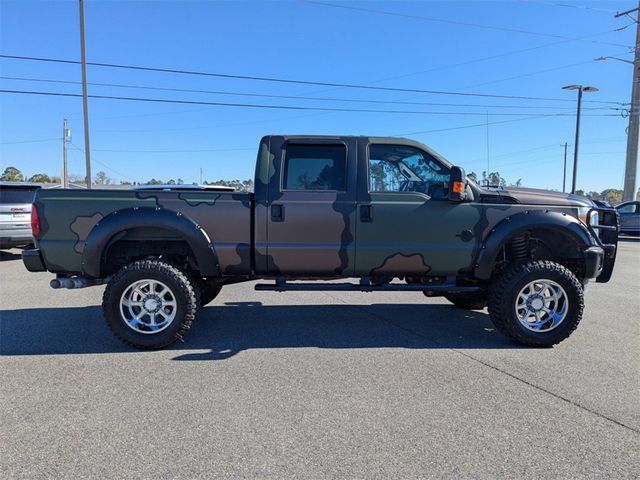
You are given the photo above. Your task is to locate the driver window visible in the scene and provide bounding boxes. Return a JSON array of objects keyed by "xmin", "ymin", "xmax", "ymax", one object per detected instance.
[
  {"xmin": 368, "ymin": 144, "xmax": 450, "ymax": 198},
  {"xmin": 617, "ymin": 203, "xmax": 637, "ymax": 214}
]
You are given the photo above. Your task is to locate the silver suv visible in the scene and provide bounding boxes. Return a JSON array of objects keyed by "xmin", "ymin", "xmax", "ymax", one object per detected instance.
[{"xmin": 0, "ymin": 182, "xmax": 41, "ymax": 249}]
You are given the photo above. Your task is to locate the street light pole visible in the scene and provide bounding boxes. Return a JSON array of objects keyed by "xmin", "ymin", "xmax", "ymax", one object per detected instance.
[
  {"xmin": 572, "ymin": 88, "xmax": 583, "ymax": 195},
  {"xmin": 562, "ymin": 85, "xmax": 598, "ymax": 194}
]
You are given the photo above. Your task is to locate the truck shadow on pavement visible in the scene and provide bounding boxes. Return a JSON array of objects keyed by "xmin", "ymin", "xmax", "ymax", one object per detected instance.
[
  {"xmin": 0, "ymin": 250, "xmax": 22, "ymax": 262},
  {"xmin": 0, "ymin": 302, "xmax": 524, "ymax": 358}
]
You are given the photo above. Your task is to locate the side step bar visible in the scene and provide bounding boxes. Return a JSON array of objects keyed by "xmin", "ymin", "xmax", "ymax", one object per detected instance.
[{"xmin": 255, "ymin": 280, "xmax": 480, "ymax": 293}]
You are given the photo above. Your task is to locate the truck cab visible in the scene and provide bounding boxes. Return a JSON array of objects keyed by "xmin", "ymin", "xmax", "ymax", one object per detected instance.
[{"xmin": 253, "ymin": 136, "xmax": 477, "ymax": 279}]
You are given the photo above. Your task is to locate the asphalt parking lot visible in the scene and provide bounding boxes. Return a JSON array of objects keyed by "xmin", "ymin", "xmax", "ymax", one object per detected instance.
[{"xmin": 1, "ymin": 240, "xmax": 639, "ymax": 479}]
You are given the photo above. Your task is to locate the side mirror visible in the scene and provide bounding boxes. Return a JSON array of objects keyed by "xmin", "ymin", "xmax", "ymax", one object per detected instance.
[{"xmin": 448, "ymin": 166, "xmax": 468, "ymax": 202}]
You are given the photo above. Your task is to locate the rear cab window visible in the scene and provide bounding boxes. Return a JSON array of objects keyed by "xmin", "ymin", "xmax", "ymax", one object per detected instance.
[
  {"xmin": 282, "ymin": 144, "xmax": 347, "ymax": 191},
  {"xmin": 0, "ymin": 186, "xmax": 40, "ymax": 204}
]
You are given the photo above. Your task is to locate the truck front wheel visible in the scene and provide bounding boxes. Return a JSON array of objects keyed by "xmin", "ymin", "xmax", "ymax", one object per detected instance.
[
  {"xmin": 102, "ymin": 259, "xmax": 198, "ymax": 349},
  {"xmin": 488, "ymin": 260, "xmax": 584, "ymax": 347}
]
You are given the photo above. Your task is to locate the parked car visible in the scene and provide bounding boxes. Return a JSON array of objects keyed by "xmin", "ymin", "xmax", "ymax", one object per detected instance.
[
  {"xmin": 616, "ymin": 201, "xmax": 640, "ymax": 235},
  {"xmin": 0, "ymin": 182, "xmax": 41, "ymax": 249},
  {"xmin": 22, "ymin": 135, "xmax": 618, "ymax": 349}
]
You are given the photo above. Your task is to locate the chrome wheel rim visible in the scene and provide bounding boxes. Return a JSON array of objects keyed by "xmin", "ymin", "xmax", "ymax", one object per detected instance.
[
  {"xmin": 515, "ymin": 279, "xmax": 568, "ymax": 333},
  {"xmin": 120, "ymin": 279, "xmax": 177, "ymax": 334}
]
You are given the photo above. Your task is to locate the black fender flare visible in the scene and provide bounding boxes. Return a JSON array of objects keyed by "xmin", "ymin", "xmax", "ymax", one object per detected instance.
[
  {"xmin": 81, "ymin": 207, "xmax": 220, "ymax": 278},
  {"xmin": 474, "ymin": 210, "xmax": 597, "ymax": 280}
]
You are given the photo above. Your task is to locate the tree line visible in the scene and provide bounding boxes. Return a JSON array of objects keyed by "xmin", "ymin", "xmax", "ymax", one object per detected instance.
[
  {"xmin": 0, "ymin": 166, "xmax": 255, "ymax": 192},
  {"xmin": 0, "ymin": 165, "xmax": 630, "ymax": 203}
]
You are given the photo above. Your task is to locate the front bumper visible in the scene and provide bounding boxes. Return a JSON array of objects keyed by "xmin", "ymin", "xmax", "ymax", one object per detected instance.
[
  {"xmin": 585, "ymin": 207, "xmax": 619, "ymax": 283},
  {"xmin": 22, "ymin": 248, "xmax": 46, "ymax": 272},
  {"xmin": 583, "ymin": 246, "xmax": 605, "ymax": 279}
]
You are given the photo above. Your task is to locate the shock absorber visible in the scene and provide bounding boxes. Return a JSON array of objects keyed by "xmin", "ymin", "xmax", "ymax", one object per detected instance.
[{"xmin": 509, "ymin": 234, "xmax": 528, "ymax": 260}]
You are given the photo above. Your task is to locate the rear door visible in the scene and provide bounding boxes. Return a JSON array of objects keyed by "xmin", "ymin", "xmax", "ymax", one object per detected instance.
[{"xmin": 265, "ymin": 138, "xmax": 358, "ymax": 276}]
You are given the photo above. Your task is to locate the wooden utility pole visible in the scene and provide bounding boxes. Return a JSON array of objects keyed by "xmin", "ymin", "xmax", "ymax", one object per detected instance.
[
  {"xmin": 562, "ymin": 142, "xmax": 568, "ymax": 193},
  {"xmin": 62, "ymin": 118, "xmax": 70, "ymax": 188},
  {"xmin": 79, "ymin": 0, "xmax": 92, "ymax": 188}
]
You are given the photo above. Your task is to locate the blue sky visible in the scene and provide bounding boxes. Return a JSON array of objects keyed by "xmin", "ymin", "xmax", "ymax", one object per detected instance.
[{"xmin": 0, "ymin": 0, "xmax": 635, "ymax": 192}]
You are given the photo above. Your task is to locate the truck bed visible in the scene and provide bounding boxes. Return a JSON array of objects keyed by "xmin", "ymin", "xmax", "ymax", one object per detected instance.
[{"xmin": 34, "ymin": 188, "xmax": 252, "ymax": 276}]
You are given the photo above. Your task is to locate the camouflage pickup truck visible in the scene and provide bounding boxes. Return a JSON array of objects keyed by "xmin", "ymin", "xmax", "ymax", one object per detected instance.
[{"xmin": 22, "ymin": 135, "xmax": 619, "ymax": 349}]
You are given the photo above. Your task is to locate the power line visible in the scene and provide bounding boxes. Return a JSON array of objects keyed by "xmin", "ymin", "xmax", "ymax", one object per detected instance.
[
  {"xmin": 301, "ymin": 0, "xmax": 632, "ymax": 49},
  {"xmin": 581, "ymin": 136, "xmax": 627, "ymax": 145},
  {"xmin": 1, "ymin": 75, "xmax": 606, "ymax": 111},
  {"xmin": 0, "ymin": 137, "xmax": 58, "ymax": 145},
  {"xmin": 94, "ymin": 147, "xmax": 255, "ymax": 154},
  {"xmin": 467, "ymin": 143, "xmax": 559, "ymax": 164},
  {"xmin": 452, "ymin": 60, "xmax": 596, "ymax": 90},
  {"xmin": 0, "ymin": 88, "xmax": 622, "ymax": 116},
  {"xmin": 384, "ymin": 60, "xmax": 627, "ymax": 107},
  {"xmin": 396, "ymin": 113, "xmax": 582, "ymax": 136},
  {"xmin": 465, "ymin": 137, "xmax": 628, "ymax": 167},
  {"xmin": 70, "ymin": 142, "xmax": 135, "ymax": 181},
  {"xmin": 518, "ymin": 1, "xmax": 619, "ymax": 15},
  {"xmin": 0, "ymin": 54, "xmax": 624, "ymax": 105},
  {"xmin": 580, "ymin": 151, "xmax": 626, "ymax": 155},
  {"xmin": 360, "ymin": 28, "xmax": 632, "ymax": 87}
]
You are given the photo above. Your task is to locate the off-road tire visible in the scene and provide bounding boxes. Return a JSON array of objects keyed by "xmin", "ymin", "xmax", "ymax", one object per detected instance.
[
  {"xmin": 443, "ymin": 292, "xmax": 487, "ymax": 310},
  {"xmin": 488, "ymin": 260, "xmax": 584, "ymax": 347},
  {"xmin": 102, "ymin": 259, "xmax": 198, "ymax": 350},
  {"xmin": 199, "ymin": 279, "xmax": 222, "ymax": 307}
]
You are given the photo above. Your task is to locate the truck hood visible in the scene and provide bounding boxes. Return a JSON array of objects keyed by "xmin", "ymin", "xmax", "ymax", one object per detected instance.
[{"xmin": 481, "ymin": 186, "xmax": 593, "ymax": 207}]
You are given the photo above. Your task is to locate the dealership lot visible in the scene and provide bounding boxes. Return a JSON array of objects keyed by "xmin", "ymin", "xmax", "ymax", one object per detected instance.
[{"xmin": 1, "ymin": 240, "xmax": 639, "ymax": 479}]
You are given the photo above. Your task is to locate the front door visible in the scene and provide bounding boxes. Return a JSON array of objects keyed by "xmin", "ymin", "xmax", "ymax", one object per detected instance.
[
  {"xmin": 266, "ymin": 139, "xmax": 358, "ymax": 276},
  {"xmin": 354, "ymin": 142, "xmax": 480, "ymax": 279}
]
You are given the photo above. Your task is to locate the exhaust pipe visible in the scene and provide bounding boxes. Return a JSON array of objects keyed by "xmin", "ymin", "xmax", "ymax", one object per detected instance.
[{"xmin": 50, "ymin": 276, "xmax": 109, "ymax": 290}]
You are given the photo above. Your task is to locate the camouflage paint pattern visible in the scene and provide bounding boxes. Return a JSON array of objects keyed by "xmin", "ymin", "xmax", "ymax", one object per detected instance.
[{"xmin": 70, "ymin": 212, "xmax": 103, "ymax": 253}]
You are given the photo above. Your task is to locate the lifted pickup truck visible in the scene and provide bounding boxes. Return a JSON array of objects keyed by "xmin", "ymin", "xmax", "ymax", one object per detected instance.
[{"xmin": 22, "ymin": 135, "xmax": 618, "ymax": 349}]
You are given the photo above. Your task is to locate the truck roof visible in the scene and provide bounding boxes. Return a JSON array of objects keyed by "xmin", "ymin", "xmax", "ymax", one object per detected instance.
[
  {"xmin": 266, "ymin": 135, "xmax": 453, "ymax": 168},
  {"xmin": 133, "ymin": 184, "xmax": 235, "ymax": 192}
]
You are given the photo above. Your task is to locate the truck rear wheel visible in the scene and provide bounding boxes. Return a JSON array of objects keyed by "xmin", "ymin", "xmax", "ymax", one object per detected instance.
[
  {"xmin": 102, "ymin": 259, "xmax": 198, "ymax": 349},
  {"xmin": 488, "ymin": 260, "xmax": 584, "ymax": 347}
]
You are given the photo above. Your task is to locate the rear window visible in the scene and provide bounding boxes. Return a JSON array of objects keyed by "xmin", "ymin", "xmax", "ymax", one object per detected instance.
[
  {"xmin": 0, "ymin": 187, "xmax": 40, "ymax": 204},
  {"xmin": 283, "ymin": 144, "xmax": 346, "ymax": 191}
]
